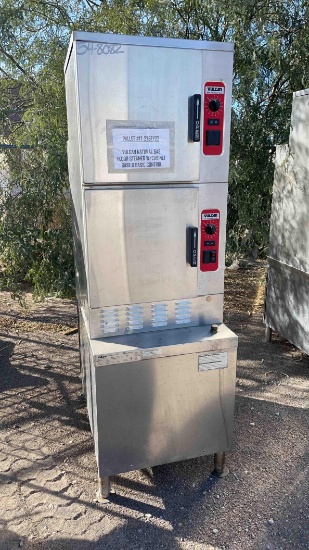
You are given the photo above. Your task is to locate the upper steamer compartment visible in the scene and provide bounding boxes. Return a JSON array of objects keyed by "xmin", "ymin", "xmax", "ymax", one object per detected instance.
[{"xmin": 69, "ymin": 32, "xmax": 233, "ymax": 185}]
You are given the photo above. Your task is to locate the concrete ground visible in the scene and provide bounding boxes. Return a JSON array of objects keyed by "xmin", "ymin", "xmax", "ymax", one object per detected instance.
[{"xmin": 0, "ymin": 266, "xmax": 308, "ymax": 549}]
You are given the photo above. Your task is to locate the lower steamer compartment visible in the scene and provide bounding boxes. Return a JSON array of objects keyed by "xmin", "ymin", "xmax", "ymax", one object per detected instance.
[{"xmin": 79, "ymin": 312, "xmax": 237, "ymax": 499}]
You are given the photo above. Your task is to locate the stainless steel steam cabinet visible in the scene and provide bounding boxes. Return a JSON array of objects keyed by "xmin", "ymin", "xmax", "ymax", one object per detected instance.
[
  {"xmin": 64, "ymin": 31, "xmax": 238, "ymax": 499},
  {"xmin": 265, "ymin": 89, "xmax": 309, "ymax": 352}
]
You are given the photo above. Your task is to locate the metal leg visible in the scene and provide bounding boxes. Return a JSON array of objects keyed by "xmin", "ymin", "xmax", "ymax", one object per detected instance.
[
  {"xmin": 97, "ymin": 476, "xmax": 110, "ymax": 501},
  {"xmin": 213, "ymin": 451, "xmax": 229, "ymax": 478},
  {"xmin": 265, "ymin": 325, "xmax": 272, "ymax": 342}
]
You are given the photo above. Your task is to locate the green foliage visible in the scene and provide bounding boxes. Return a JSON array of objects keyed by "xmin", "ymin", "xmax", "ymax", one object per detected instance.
[
  {"xmin": 0, "ymin": 147, "xmax": 75, "ymax": 299},
  {"xmin": 0, "ymin": 1, "xmax": 76, "ymax": 298},
  {"xmin": 0, "ymin": 0, "xmax": 308, "ymax": 297},
  {"xmin": 226, "ymin": 0, "xmax": 309, "ymax": 258}
]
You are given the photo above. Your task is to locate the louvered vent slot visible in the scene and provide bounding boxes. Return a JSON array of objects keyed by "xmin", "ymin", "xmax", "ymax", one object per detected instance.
[
  {"xmin": 151, "ymin": 303, "xmax": 168, "ymax": 327},
  {"xmin": 100, "ymin": 307, "xmax": 119, "ymax": 334},
  {"xmin": 175, "ymin": 300, "xmax": 191, "ymax": 324},
  {"xmin": 126, "ymin": 305, "xmax": 144, "ymax": 330}
]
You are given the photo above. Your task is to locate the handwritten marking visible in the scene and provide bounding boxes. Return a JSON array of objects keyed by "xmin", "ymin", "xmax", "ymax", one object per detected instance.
[{"xmin": 77, "ymin": 42, "xmax": 124, "ymax": 55}]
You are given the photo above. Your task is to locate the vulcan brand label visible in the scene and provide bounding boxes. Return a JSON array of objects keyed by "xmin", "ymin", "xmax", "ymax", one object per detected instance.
[
  {"xmin": 205, "ymin": 86, "xmax": 224, "ymax": 94},
  {"xmin": 202, "ymin": 213, "xmax": 220, "ymax": 220}
]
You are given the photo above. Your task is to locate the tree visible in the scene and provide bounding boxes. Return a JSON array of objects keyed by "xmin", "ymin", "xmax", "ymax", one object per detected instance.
[
  {"xmin": 0, "ymin": 0, "xmax": 308, "ymax": 297},
  {"xmin": 0, "ymin": 1, "xmax": 78, "ymax": 297}
]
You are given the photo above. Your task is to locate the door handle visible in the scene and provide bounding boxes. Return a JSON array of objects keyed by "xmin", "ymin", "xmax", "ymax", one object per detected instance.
[
  {"xmin": 188, "ymin": 227, "xmax": 198, "ymax": 267},
  {"xmin": 188, "ymin": 94, "xmax": 201, "ymax": 142}
]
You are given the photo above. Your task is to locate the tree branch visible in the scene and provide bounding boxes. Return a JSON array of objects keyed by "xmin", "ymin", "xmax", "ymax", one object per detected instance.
[
  {"xmin": 85, "ymin": 0, "xmax": 100, "ymax": 9},
  {"xmin": 0, "ymin": 46, "xmax": 37, "ymax": 86},
  {"xmin": 0, "ymin": 67, "xmax": 14, "ymax": 79}
]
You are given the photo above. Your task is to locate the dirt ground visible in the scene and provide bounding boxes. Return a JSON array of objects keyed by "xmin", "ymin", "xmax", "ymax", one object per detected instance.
[{"xmin": 0, "ymin": 265, "xmax": 308, "ymax": 550}]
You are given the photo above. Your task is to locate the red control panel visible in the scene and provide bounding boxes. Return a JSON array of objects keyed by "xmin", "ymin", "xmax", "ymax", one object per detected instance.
[
  {"xmin": 200, "ymin": 209, "xmax": 220, "ymax": 272},
  {"xmin": 203, "ymin": 82, "xmax": 225, "ymax": 155}
]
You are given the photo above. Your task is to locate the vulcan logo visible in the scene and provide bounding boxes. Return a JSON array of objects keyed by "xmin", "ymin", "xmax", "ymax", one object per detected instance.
[
  {"xmin": 202, "ymin": 213, "xmax": 220, "ymax": 220},
  {"xmin": 206, "ymin": 86, "xmax": 224, "ymax": 94}
]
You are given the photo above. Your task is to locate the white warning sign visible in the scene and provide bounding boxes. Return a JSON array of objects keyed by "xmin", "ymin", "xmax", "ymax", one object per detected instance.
[{"xmin": 112, "ymin": 128, "xmax": 170, "ymax": 170}]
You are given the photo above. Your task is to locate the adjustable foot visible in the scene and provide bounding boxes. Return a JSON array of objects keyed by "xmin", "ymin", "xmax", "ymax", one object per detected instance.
[
  {"xmin": 97, "ymin": 476, "xmax": 110, "ymax": 502},
  {"xmin": 213, "ymin": 451, "xmax": 229, "ymax": 478},
  {"xmin": 265, "ymin": 325, "xmax": 272, "ymax": 342}
]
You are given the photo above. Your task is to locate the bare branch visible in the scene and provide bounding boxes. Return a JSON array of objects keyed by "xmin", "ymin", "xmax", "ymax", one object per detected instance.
[
  {"xmin": 0, "ymin": 46, "xmax": 37, "ymax": 86},
  {"xmin": 0, "ymin": 67, "xmax": 14, "ymax": 79},
  {"xmin": 85, "ymin": 0, "xmax": 100, "ymax": 9}
]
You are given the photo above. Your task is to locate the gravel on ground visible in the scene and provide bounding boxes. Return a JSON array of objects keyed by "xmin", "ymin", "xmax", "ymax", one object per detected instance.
[{"xmin": 0, "ymin": 265, "xmax": 308, "ymax": 549}]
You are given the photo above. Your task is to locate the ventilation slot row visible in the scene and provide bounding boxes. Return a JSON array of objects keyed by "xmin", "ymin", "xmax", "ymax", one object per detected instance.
[
  {"xmin": 151, "ymin": 303, "xmax": 168, "ymax": 327},
  {"xmin": 175, "ymin": 300, "xmax": 191, "ymax": 324},
  {"xmin": 127, "ymin": 305, "xmax": 144, "ymax": 331},
  {"xmin": 100, "ymin": 307, "xmax": 119, "ymax": 334}
]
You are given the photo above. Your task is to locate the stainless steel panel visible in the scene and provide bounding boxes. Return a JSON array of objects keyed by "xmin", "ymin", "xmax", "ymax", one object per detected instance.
[
  {"xmin": 290, "ymin": 89, "xmax": 309, "ymax": 173},
  {"xmin": 265, "ymin": 91, "xmax": 309, "ymax": 352},
  {"xmin": 268, "ymin": 91, "xmax": 309, "ymax": 273},
  {"xmin": 65, "ymin": 32, "xmax": 233, "ymax": 187},
  {"xmin": 197, "ymin": 182, "xmax": 227, "ymax": 296},
  {"xmin": 65, "ymin": 31, "xmax": 237, "ymax": 484},
  {"xmin": 94, "ymin": 352, "xmax": 236, "ymax": 477},
  {"xmin": 199, "ymin": 50, "xmax": 233, "ymax": 184},
  {"xmin": 89, "ymin": 325, "xmax": 237, "ymax": 477},
  {"xmin": 71, "ymin": 202, "xmax": 88, "ymax": 306},
  {"xmin": 85, "ymin": 187, "xmax": 198, "ymax": 307},
  {"xmin": 90, "ymin": 323, "xmax": 237, "ymax": 361},
  {"xmin": 79, "ymin": 306, "xmax": 95, "ymax": 433},
  {"xmin": 268, "ymin": 144, "xmax": 309, "ymax": 273},
  {"xmin": 87, "ymin": 295, "xmax": 223, "ymax": 339},
  {"xmin": 65, "ymin": 32, "xmax": 233, "ymax": 73},
  {"xmin": 65, "ymin": 47, "xmax": 88, "ymax": 306},
  {"xmin": 265, "ymin": 258, "xmax": 309, "ymax": 355},
  {"xmin": 76, "ymin": 40, "xmax": 202, "ymax": 184}
]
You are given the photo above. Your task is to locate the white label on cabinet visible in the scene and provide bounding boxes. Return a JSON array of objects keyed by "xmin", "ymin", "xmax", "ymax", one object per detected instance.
[
  {"xmin": 112, "ymin": 128, "xmax": 170, "ymax": 170},
  {"xmin": 198, "ymin": 351, "xmax": 228, "ymax": 371},
  {"xmin": 95, "ymin": 347, "xmax": 162, "ymax": 366},
  {"xmin": 95, "ymin": 350, "xmax": 141, "ymax": 366}
]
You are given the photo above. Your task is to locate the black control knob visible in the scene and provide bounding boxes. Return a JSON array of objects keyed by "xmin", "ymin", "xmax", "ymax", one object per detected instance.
[
  {"xmin": 205, "ymin": 224, "xmax": 216, "ymax": 235},
  {"xmin": 209, "ymin": 99, "xmax": 220, "ymax": 112}
]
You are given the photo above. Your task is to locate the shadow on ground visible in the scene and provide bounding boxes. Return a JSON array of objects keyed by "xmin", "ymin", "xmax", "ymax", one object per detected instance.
[{"xmin": 0, "ymin": 274, "xmax": 308, "ymax": 550}]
